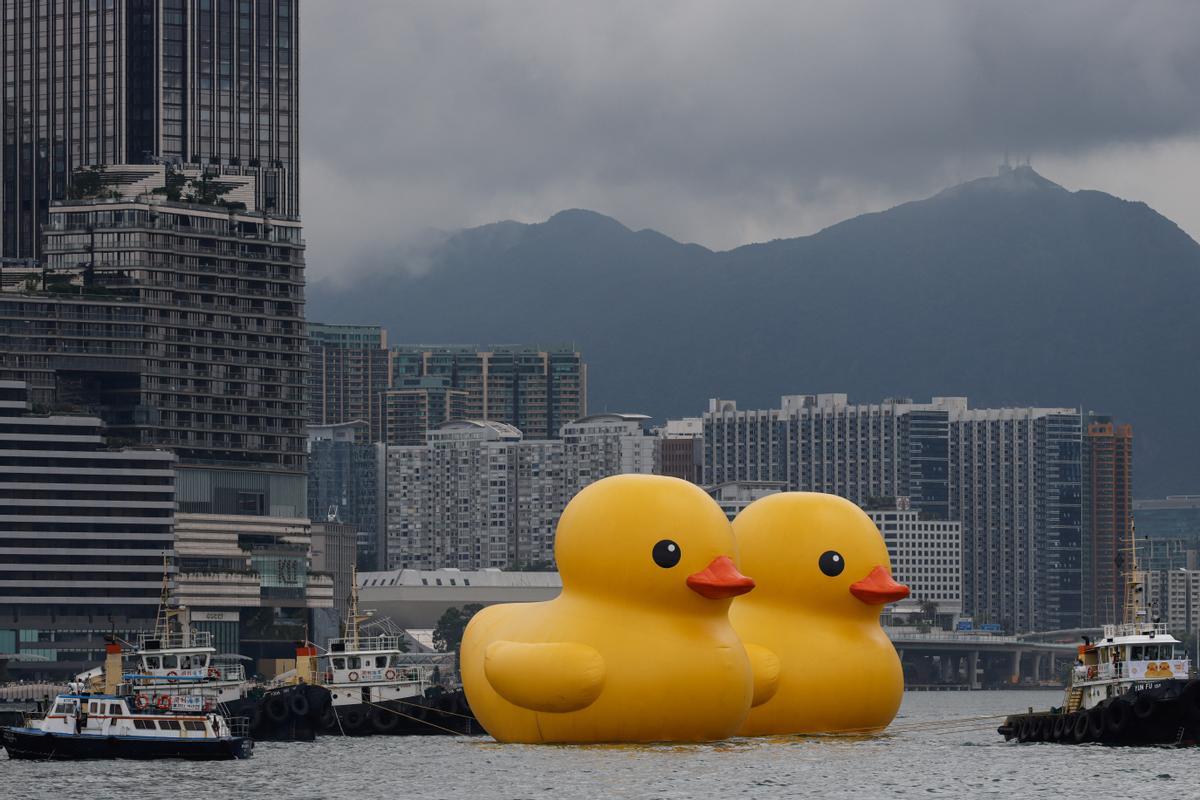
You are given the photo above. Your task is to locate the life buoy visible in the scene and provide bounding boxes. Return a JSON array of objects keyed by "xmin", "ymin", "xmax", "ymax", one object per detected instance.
[
  {"xmin": 1086, "ymin": 665, "xmax": 1097, "ymax": 680},
  {"xmin": 135, "ymin": 694, "xmax": 149, "ymax": 710},
  {"xmin": 203, "ymin": 699, "xmax": 215, "ymax": 712},
  {"xmin": 208, "ymin": 667, "xmax": 221, "ymax": 679},
  {"xmin": 385, "ymin": 669, "xmax": 397, "ymax": 681},
  {"xmin": 166, "ymin": 670, "xmax": 178, "ymax": 678},
  {"xmin": 348, "ymin": 671, "xmax": 359, "ymax": 682},
  {"xmin": 156, "ymin": 695, "xmax": 171, "ymax": 710}
]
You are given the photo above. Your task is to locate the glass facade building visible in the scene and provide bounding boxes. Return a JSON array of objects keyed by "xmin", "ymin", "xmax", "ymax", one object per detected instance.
[{"xmin": 1, "ymin": 0, "xmax": 299, "ymax": 259}]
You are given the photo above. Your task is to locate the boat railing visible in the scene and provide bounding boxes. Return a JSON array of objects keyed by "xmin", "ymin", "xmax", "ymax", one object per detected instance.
[
  {"xmin": 138, "ymin": 630, "xmax": 214, "ymax": 650},
  {"xmin": 326, "ymin": 634, "xmax": 402, "ymax": 653},
  {"xmin": 208, "ymin": 660, "xmax": 246, "ymax": 683},
  {"xmin": 225, "ymin": 716, "xmax": 250, "ymax": 738},
  {"xmin": 1101, "ymin": 621, "xmax": 1170, "ymax": 640}
]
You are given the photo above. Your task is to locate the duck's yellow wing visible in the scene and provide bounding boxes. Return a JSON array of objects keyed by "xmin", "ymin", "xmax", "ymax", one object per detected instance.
[
  {"xmin": 484, "ymin": 641, "xmax": 606, "ymax": 713},
  {"xmin": 744, "ymin": 643, "xmax": 781, "ymax": 707}
]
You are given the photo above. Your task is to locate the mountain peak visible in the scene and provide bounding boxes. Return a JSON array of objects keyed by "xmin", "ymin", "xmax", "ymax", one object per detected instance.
[
  {"xmin": 542, "ymin": 208, "xmax": 631, "ymax": 234},
  {"xmin": 934, "ymin": 163, "xmax": 1065, "ymax": 201}
]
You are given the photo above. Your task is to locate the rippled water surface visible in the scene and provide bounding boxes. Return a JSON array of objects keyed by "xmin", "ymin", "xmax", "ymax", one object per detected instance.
[{"xmin": 5, "ymin": 690, "xmax": 1198, "ymax": 799}]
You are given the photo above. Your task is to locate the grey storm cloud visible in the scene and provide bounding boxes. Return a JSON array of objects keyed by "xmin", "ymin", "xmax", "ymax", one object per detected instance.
[{"xmin": 300, "ymin": 0, "xmax": 1200, "ymax": 279}]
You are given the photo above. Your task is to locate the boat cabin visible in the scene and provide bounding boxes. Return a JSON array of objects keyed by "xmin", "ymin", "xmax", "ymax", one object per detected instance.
[
  {"xmin": 324, "ymin": 635, "xmax": 431, "ymax": 686},
  {"xmin": 1073, "ymin": 622, "xmax": 1191, "ymax": 685},
  {"xmin": 37, "ymin": 694, "xmax": 235, "ymax": 740}
]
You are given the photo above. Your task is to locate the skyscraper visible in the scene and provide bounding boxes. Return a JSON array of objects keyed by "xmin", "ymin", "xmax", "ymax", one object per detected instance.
[
  {"xmin": 1, "ymin": 0, "xmax": 299, "ymax": 258},
  {"xmin": 0, "ymin": 1, "xmax": 323, "ymax": 655},
  {"xmin": 703, "ymin": 394, "xmax": 1087, "ymax": 632},
  {"xmin": 1084, "ymin": 417, "xmax": 1133, "ymax": 626},
  {"xmin": 306, "ymin": 323, "xmax": 389, "ymax": 442}
]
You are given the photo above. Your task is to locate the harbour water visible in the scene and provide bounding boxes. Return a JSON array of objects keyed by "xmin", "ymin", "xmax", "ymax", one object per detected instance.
[{"xmin": 5, "ymin": 690, "xmax": 1199, "ymax": 799}]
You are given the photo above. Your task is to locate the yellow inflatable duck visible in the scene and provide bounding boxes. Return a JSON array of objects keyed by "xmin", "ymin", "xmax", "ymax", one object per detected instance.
[
  {"xmin": 730, "ymin": 492, "xmax": 910, "ymax": 736},
  {"xmin": 461, "ymin": 474, "xmax": 763, "ymax": 743}
]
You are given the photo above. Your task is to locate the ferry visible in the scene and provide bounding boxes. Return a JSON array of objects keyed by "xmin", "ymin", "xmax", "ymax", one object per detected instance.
[
  {"xmin": 999, "ymin": 530, "xmax": 1199, "ymax": 745},
  {"xmin": 0, "ymin": 645, "xmax": 252, "ymax": 760}
]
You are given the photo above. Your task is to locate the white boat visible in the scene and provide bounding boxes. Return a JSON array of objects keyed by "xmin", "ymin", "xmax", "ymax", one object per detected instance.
[
  {"xmin": 313, "ymin": 568, "xmax": 476, "ymax": 735},
  {"xmin": 1, "ymin": 692, "xmax": 252, "ymax": 760},
  {"xmin": 1000, "ymin": 527, "xmax": 1199, "ymax": 745}
]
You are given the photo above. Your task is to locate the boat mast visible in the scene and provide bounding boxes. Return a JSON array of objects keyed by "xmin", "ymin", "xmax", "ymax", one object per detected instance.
[
  {"xmin": 1122, "ymin": 520, "xmax": 1147, "ymax": 627},
  {"xmin": 344, "ymin": 565, "xmax": 370, "ymax": 650}
]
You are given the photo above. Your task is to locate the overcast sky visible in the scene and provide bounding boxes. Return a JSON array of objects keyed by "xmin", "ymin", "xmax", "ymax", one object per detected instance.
[{"xmin": 300, "ymin": 1, "xmax": 1200, "ymax": 280}]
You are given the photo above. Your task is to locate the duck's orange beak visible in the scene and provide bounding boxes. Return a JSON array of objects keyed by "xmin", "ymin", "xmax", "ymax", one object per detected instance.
[
  {"xmin": 849, "ymin": 565, "xmax": 909, "ymax": 605},
  {"xmin": 687, "ymin": 556, "xmax": 755, "ymax": 599}
]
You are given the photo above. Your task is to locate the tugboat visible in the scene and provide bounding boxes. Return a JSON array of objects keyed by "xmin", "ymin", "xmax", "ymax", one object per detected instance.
[
  {"xmin": 999, "ymin": 526, "xmax": 1198, "ymax": 745},
  {"xmin": 315, "ymin": 569, "xmax": 478, "ymax": 736},
  {"xmin": 0, "ymin": 643, "xmax": 252, "ymax": 760},
  {"xmin": 76, "ymin": 563, "xmax": 331, "ymax": 742}
]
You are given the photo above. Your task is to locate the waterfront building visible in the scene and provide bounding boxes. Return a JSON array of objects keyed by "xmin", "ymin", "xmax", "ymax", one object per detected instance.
[
  {"xmin": 0, "ymin": 381, "xmax": 176, "ymax": 680},
  {"xmin": 381, "ymin": 377, "xmax": 469, "ymax": 446},
  {"xmin": 383, "ymin": 413, "xmax": 655, "ymax": 572},
  {"xmin": 358, "ymin": 568, "xmax": 563, "ymax": 629},
  {"xmin": 703, "ymin": 395, "xmax": 949, "ymax": 521},
  {"xmin": 948, "ymin": 404, "xmax": 1083, "ymax": 633},
  {"xmin": 704, "ymin": 394, "xmax": 1084, "ymax": 633},
  {"xmin": 0, "ymin": 0, "xmax": 300, "ymax": 259},
  {"xmin": 306, "ymin": 324, "xmax": 389, "ymax": 442},
  {"xmin": 865, "ymin": 499, "xmax": 963, "ymax": 620},
  {"xmin": 389, "ymin": 345, "xmax": 586, "ymax": 439},
  {"xmin": 307, "ymin": 421, "xmax": 384, "ymax": 570},
  {"xmin": 1084, "ymin": 417, "xmax": 1133, "ymax": 626}
]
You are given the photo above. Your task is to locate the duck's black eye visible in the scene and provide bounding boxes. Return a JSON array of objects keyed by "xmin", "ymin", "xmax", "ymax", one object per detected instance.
[
  {"xmin": 652, "ymin": 539, "xmax": 681, "ymax": 568},
  {"xmin": 819, "ymin": 550, "xmax": 845, "ymax": 577}
]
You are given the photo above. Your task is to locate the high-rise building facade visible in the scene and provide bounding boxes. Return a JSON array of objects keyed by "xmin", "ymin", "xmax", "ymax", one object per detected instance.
[
  {"xmin": 306, "ymin": 323, "xmax": 388, "ymax": 442},
  {"xmin": 0, "ymin": 188, "xmax": 307, "ymax": 471},
  {"xmin": 561, "ymin": 413, "xmax": 658, "ymax": 497},
  {"xmin": 0, "ymin": 380, "xmax": 177, "ymax": 679},
  {"xmin": 307, "ymin": 421, "xmax": 384, "ymax": 570},
  {"xmin": 0, "ymin": 0, "xmax": 300, "ymax": 258},
  {"xmin": 381, "ymin": 377, "xmax": 469, "ymax": 446},
  {"xmin": 947, "ymin": 407, "xmax": 1083, "ymax": 632},
  {"xmin": 390, "ymin": 345, "xmax": 586, "ymax": 439},
  {"xmin": 703, "ymin": 394, "xmax": 949, "ymax": 521},
  {"xmin": 1084, "ymin": 417, "xmax": 1133, "ymax": 626},
  {"xmin": 704, "ymin": 394, "xmax": 1086, "ymax": 633},
  {"xmin": 383, "ymin": 414, "xmax": 655, "ymax": 572},
  {"xmin": 866, "ymin": 500, "xmax": 963, "ymax": 619}
]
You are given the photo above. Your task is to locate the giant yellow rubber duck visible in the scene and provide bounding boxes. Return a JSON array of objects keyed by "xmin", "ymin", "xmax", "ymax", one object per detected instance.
[
  {"xmin": 730, "ymin": 492, "xmax": 910, "ymax": 735},
  {"xmin": 461, "ymin": 474, "xmax": 763, "ymax": 743}
]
